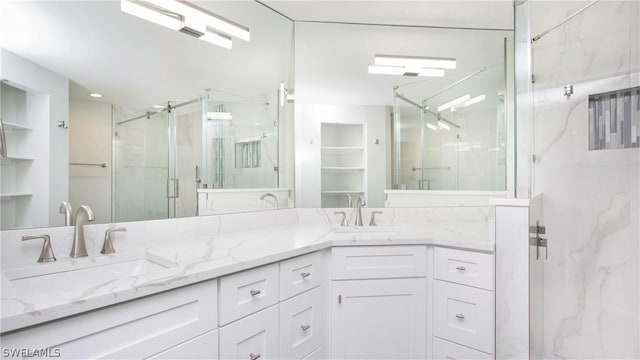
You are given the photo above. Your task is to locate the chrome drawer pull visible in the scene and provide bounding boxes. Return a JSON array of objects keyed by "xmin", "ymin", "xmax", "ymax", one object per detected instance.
[
  {"xmin": 250, "ymin": 289, "xmax": 261, "ymax": 296},
  {"xmin": 301, "ymin": 324, "xmax": 311, "ymax": 331},
  {"xmin": 249, "ymin": 353, "xmax": 261, "ymax": 360},
  {"xmin": 300, "ymin": 272, "xmax": 311, "ymax": 278},
  {"xmin": 455, "ymin": 266, "xmax": 466, "ymax": 271},
  {"xmin": 455, "ymin": 313, "xmax": 465, "ymax": 320}
]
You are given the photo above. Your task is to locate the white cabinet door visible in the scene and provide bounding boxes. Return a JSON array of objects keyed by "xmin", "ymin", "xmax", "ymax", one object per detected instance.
[
  {"xmin": 219, "ymin": 305, "xmax": 279, "ymax": 360},
  {"xmin": 433, "ymin": 280, "xmax": 493, "ymax": 354},
  {"xmin": 432, "ymin": 337, "xmax": 492, "ymax": 360},
  {"xmin": 1, "ymin": 280, "xmax": 217, "ymax": 359},
  {"xmin": 331, "ymin": 278, "xmax": 426, "ymax": 360},
  {"xmin": 148, "ymin": 330, "xmax": 218, "ymax": 359},
  {"xmin": 279, "ymin": 287, "xmax": 322, "ymax": 359}
]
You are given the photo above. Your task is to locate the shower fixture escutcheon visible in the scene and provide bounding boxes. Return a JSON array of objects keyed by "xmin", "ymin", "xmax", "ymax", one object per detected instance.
[{"xmin": 564, "ymin": 84, "xmax": 574, "ymax": 99}]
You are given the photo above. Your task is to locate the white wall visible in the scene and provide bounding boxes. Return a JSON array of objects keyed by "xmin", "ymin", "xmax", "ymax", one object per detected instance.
[{"xmin": 69, "ymin": 99, "xmax": 112, "ymax": 224}]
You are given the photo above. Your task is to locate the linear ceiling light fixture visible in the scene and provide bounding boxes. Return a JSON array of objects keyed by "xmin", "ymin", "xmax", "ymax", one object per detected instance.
[
  {"xmin": 368, "ymin": 54, "xmax": 456, "ymax": 77},
  {"xmin": 450, "ymin": 94, "xmax": 487, "ymax": 112},
  {"xmin": 121, "ymin": 0, "xmax": 249, "ymax": 49},
  {"xmin": 207, "ymin": 111, "xmax": 233, "ymax": 120},
  {"xmin": 437, "ymin": 94, "xmax": 470, "ymax": 112}
]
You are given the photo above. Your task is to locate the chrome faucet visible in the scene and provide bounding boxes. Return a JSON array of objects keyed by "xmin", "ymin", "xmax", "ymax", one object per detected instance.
[
  {"xmin": 71, "ymin": 205, "xmax": 94, "ymax": 258},
  {"xmin": 22, "ymin": 235, "xmax": 56, "ymax": 263},
  {"xmin": 101, "ymin": 227, "xmax": 127, "ymax": 255},
  {"xmin": 59, "ymin": 201, "xmax": 72, "ymax": 226},
  {"xmin": 354, "ymin": 196, "xmax": 366, "ymax": 226},
  {"xmin": 259, "ymin": 193, "xmax": 279, "ymax": 210}
]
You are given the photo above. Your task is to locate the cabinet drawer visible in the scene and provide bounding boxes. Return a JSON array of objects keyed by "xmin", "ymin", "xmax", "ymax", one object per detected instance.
[
  {"xmin": 433, "ymin": 337, "xmax": 492, "ymax": 360},
  {"xmin": 434, "ymin": 247, "xmax": 493, "ymax": 290},
  {"xmin": 280, "ymin": 252, "xmax": 322, "ymax": 300},
  {"xmin": 279, "ymin": 287, "xmax": 322, "ymax": 359},
  {"xmin": 219, "ymin": 305, "xmax": 279, "ymax": 360},
  {"xmin": 1, "ymin": 281, "xmax": 217, "ymax": 359},
  {"xmin": 148, "ymin": 329, "xmax": 218, "ymax": 359},
  {"xmin": 302, "ymin": 347, "xmax": 323, "ymax": 360},
  {"xmin": 219, "ymin": 263, "xmax": 279, "ymax": 325},
  {"xmin": 433, "ymin": 280, "xmax": 493, "ymax": 354},
  {"xmin": 332, "ymin": 245, "xmax": 426, "ymax": 280}
]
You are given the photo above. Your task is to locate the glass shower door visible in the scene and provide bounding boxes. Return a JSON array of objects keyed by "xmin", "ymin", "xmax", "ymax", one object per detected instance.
[
  {"xmin": 114, "ymin": 110, "xmax": 170, "ymax": 221},
  {"xmin": 528, "ymin": 1, "xmax": 639, "ymax": 358},
  {"xmin": 392, "ymin": 94, "xmax": 424, "ymax": 190}
]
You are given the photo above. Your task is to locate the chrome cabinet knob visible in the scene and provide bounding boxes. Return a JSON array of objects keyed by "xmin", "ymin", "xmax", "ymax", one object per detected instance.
[
  {"xmin": 300, "ymin": 272, "xmax": 311, "ymax": 278},
  {"xmin": 455, "ymin": 313, "xmax": 465, "ymax": 320},
  {"xmin": 301, "ymin": 324, "xmax": 311, "ymax": 331},
  {"xmin": 250, "ymin": 289, "xmax": 261, "ymax": 296},
  {"xmin": 455, "ymin": 266, "xmax": 466, "ymax": 271},
  {"xmin": 249, "ymin": 353, "xmax": 261, "ymax": 360}
]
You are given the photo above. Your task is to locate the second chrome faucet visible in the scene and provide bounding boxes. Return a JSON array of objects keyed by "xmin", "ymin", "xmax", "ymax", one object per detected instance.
[{"xmin": 70, "ymin": 205, "xmax": 94, "ymax": 258}]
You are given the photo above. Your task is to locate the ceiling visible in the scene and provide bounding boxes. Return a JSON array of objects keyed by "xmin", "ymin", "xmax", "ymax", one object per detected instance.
[
  {"xmin": 260, "ymin": 1, "xmax": 514, "ymax": 30},
  {"xmin": 1, "ymin": 1, "xmax": 513, "ymax": 114}
]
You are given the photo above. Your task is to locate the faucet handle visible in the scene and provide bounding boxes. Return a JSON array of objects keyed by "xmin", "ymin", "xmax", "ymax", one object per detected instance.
[
  {"xmin": 334, "ymin": 211, "xmax": 348, "ymax": 227},
  {"xmin": 358, "ymin": 196, "xmax": 366, "ymax": 207},
  {"xmin": 22, "ymin": 235, "xmax": 56, "ymax": 263},
  {"xmin": 369, "ymin": 211, "xmax": 383, "ymax": 226},
  {"xmin": 101, "ymin": 227, "xmax": 127, "ymax": 255}
]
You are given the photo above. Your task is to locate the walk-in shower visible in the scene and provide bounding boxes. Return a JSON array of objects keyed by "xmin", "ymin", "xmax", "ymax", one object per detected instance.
[
  {"xmin": 112, "ymin": 91, "xmax": 279, "ymax": 222},
  {"xmin": 391, "ymin": 64, "xmax": 507, "ymax": 191}
]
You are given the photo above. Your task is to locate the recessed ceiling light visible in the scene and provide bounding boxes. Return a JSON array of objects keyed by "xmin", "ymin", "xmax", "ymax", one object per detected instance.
[{"xmin": 89, "ymin": 93, "xmax": 102, "ymax": 98}]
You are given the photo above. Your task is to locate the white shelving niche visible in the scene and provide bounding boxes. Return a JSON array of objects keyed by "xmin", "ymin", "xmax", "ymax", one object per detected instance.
[
  {"xmin": 320, "ymin": 123, "xmax": 366, "ymax": 208},
  {"xmin": 0, "ymin": 81, "xmax": 46, "ymax": 229}
]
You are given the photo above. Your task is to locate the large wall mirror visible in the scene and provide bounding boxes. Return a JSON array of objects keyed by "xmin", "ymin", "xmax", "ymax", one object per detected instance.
[
  {"xmin": 0, "ymin": 1, "xmax": 294, "ymax": 230},
  {"xmin": 293, "ymin": 20, "xmax": 514, "ymax": 208}
]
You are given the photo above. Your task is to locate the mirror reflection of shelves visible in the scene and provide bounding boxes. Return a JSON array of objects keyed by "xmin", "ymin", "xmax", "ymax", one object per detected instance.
[
  {"xmin": 1, "ymin": 81, "xmax": 42, "ymax": 229},
  {"xmin": 320, "ymin": 123, "xmax": 366, "ymax": 207}
]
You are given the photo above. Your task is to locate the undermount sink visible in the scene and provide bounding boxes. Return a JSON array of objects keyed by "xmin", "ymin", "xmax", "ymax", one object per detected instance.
[
  {"xmin": 330, "ymin": 226, "xmax": 401, "ymax": 238},
  {"xmin": 4, "ymin": 254, "xmax": 176, "ymax": 297}
]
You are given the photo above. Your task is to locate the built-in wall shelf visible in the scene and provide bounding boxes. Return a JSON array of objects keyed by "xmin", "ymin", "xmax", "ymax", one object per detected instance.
[
  {"xmin": 2, "ymin": 155, "xmax": 35, "ymax": 163},
  {"xmin": 1, "ymin": 81, "xmax": 45, "ymax": 230},
  {"xmin": 321, "ymin": 190, "xmax": 365, "ymax": 195},
  {"xmin": 1, "ymin": 192, "xmax": 33, "ymax": 200},
  {"xmin": 2, "ymin": 121, "xmax": 33, "ymax": 131},
  {"xmin": 321, "ymin": 167, "xmax": 365, "ymax": 171},
  {"xmin": 321, "ymin": 147, "xmax": 364, "ymax": 153},
  {"xmin": 320, "ymin": 122, "xmax": 366, "ymax": 208}
]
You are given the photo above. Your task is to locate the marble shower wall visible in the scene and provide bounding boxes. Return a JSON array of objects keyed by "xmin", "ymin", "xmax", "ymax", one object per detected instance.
[{"xmin": 529, "ymin": 1, "xmax": 639, "ymax": 358}]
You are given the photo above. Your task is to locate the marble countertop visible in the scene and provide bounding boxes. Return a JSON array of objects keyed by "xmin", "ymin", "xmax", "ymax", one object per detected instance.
[{"xmin": 1, "ymin": 223, "xmax": 493, "ymax": 333}]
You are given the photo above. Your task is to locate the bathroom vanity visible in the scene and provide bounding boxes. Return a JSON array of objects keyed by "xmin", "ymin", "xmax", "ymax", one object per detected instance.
[{"xmin": 0, "ymin": 208, "xmax": 495, "ymax": 359}]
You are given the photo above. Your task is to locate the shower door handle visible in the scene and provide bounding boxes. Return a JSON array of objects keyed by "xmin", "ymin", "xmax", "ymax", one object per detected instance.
[{"xmin": 167, "ymin": 178, "xmax": 179, "ymax": 198}]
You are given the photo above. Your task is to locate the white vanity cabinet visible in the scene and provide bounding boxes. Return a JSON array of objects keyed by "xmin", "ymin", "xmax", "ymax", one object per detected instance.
[
  {"xmin": 0, "ymin": 280, "xmax": 218, "ymax": 359},
  {"xmin": 219, "ymin": 305, "xmax": 280, "ymax": 360},
  {"xmin": 278, "ymin": 252, "xmax": 323, "ymax": 359},
  {"xmin": 218, "ymin": 252, "xmax": 323, "ymax": 360},
  {"xmin": 330, "ymin": 246, "xmax": 427, "ymax": 360},
  {"xmin": 432, "ymin": 246, "xmax": 495, "ymax": 358}
]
